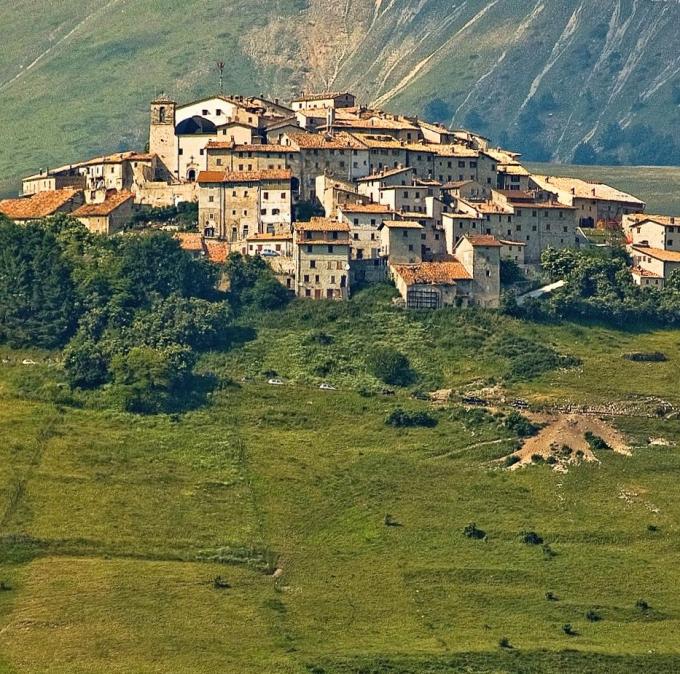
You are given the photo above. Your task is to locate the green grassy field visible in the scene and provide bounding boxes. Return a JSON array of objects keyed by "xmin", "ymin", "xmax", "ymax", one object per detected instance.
[
  {"xmin": 2, "ymin": 287, "xmax": 680, "ymax": 672},
  {"xmin": 528, "ymin": 163, "xmax": 680, "ymax": 216}
]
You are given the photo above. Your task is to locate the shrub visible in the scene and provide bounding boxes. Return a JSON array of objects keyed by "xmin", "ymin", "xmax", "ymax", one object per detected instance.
[
  {"xmin": 636, "ymin": 599, "xmax": 650, "ymax": 611},
  {"xmin": 586, "ymin": 610, "xmax": 601, "ymax": 622},
  {"xmin": 0, "ymin": 581, "xmax": 11, "ymax": 591},
  {"xmin": 585, "ymin": 432, "xmax": 610, "ymax": 451},
  {"xmin": 542, "ymin": 544, "xmax": 557, "ymax": 559},
  {"xmin": 624, "ymin": 351, "xmax": 667, "ymax": 362},
  {"xmin": 384, "ymin": 514, "xmax": 401, "ymax": 527},
  {"xmin": 504, "ymin": 411, "xmax": 539, "ymax": 437},
  {"xmin": 546, "ymin": 455, "xmax": 558, "ymax": 465},
  {"xmin": 366, "ymin": 346, "xmax": 415, "ymax": 387},
  {"xmin": 385, "ymin": 408, "xmax": 437, "ymax": 428},
  {"xmin": 562, "ymin": 623, "xmax": 577, "ymax": 636},
  {"xmin": 504, "ymin": 454, "xmax": 521, "ymax": 468},
  {"xmin": 647, "ymin": 524, "xmax": 660, "ymax": 533},
  {"xmin": 498, "ymin": 636, "xmax": 512, "ymax": 649},
  {"xmin": 531, "ymin": 454, "xmax": 545, "ymax": 464},
  {"xmin": 545, "ymin": 591, "xmax": 559, "ymax": 601},
  {"xmin": 520, "ymin": 530, "xmax": 544, "ymax": 545},
  {"xmin": 463, "ymin": 523, "xmax": 486, "ymax": 540},
  {"xmin": 213, "ymin": 576, "xmax": 231, "ymax": 589}
]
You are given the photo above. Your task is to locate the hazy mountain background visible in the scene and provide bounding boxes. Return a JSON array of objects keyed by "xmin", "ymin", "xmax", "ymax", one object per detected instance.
[{"xmin": 2, "ymin": 0, "xmax": 680, "ymax": 195}]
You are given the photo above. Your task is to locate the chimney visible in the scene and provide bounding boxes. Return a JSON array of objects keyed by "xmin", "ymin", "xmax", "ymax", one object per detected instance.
[
  {"xmin": 592, "ymin": 188, "xmax": 596, "ymax": 196},
  {"xmin": 571, "ymin": 187, "xmax": 575, "ymax": 195}
]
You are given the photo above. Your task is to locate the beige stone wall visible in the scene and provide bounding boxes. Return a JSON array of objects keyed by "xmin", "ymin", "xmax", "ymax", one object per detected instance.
[
  {"xmin": 295, "ymin": 237, "xmax": 350, "ymax": 299},
  {"xmin": 136, "ymin": 181, "xmax": 197, "ymax": 208},
  {"xmin": 457, "ymin": 238, "xmax": 500, "ymax": 308},
  {"xmin": 381, "ymin": 226, "xmax": 422, "ymax": 264},
  {"xmin": 367, "ymin": 147, "xmax": 407, "ymax": 175},
  {"xmin": 443, "ymin": 214, "xmax": 485, "ymax": 253}
]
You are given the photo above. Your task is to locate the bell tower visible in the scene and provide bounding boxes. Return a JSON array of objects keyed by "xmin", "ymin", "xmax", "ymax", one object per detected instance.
[{"xmin": 149, "ymin": 95, "xmax": 177, "ymax": 176}]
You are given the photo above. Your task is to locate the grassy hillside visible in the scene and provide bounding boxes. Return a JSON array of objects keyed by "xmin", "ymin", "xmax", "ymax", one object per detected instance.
[
  {"xmin": 528, "ymin": 163, "xmax": 680, "ymax": 215},
  {"xmin": 2, "ymin": 286, "xmax": 680, "ymax": 672},
  {"xmin": 1, "ymin": 0, "xmax": 680, "ymax": 196}
]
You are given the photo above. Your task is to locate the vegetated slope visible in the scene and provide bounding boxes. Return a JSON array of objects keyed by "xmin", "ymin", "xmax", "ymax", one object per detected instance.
[
  {"xmin": 1, "ymin": 0, "xmax": 680, "ymax": 195},
  {"xmin": 2, "ymin": 288, "xmax": 680, "ymax": 672}
]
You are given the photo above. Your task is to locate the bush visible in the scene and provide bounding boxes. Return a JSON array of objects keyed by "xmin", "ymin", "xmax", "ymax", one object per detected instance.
[
  {"xmin": 463, "ymin": 523, "xmax": 486, "ymax": 540},
  {"xmin": 545, "ymin": 591, "xmax": 559, "ymax": 601},
  {"xmin": 562, "ymin": 623, "xmax": 577, "ymax": 636},
  {"xmin": 64, "ymin": 337, "xmax": 109, "ymax": 389},
  {"xmin": 624, "ymin": 351, "xmax": 668, "ymax": 362},
  {"xmin": 504, "ymin": 411, "xmax": 539, "ymax": 437},
  {"xmin": 366, "ymin": 346, "xmax": 415, "ymax": 387},
  {"xmin": 520, "ymin": 530, "xmax": 544, "ymax": 545},
  {"xmin": 498, "ymin": 636, "xmax": 512, "ymax": 649},
  {"xmin": 636, "ymin": 599, "xmax": 650, "ymax": 611},
  {"xmin": 585, "ymin": 432, "xmax": 610, "ymax": 451},
  {"xmin": 385, "ymin": 408, "xmax": 437, "ymax": 428},
  {"xmin": 586, "ymin": 610, "xmax": 601, "ymax": 622},
  {"xmin": 531, "ymin": 454, "xmax": 545, "ymax": 464},
  {"xmin": 213, "ymin": 576, "xmax": 231, "ymax": 589},
  {"xmin": 504, "ymin": 454, "xmax": 521, "ymax": 468}
]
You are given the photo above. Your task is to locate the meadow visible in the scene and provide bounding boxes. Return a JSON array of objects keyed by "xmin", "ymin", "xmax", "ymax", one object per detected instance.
[{"xmin": 1, "ymin": 287, "xmax": 680, "ymax": 672}]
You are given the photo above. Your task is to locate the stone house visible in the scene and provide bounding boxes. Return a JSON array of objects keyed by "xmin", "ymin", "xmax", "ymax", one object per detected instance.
[
  {"xmin": 0, "ymin": 189, "xmax": 83, "ymax": 222},
  {"xmin": 316, "ymin": 175, "xmax": 371, "ymax": 217},
  {"xmin": 530, "ymin": 175, "xmax": 645, "ymax": 227},
  {"xmin": 72, "ymin": 191, "xmax": 135, "ymax": 235},
  {"xmin": 379, "ymin": 220, "xmax": 424, "ymax": 264},
  {"xmin": 356, "ymin": 167, "xmax": 415, "ymax": 203},
  {"xmin": 453, "ymin": 235, "xmax": 502, "ymax": 308},
  {"xmin": 293, "ymin": 218, "xmax": 351, "ymax": 299},
  {"xmin": 197, "ymin": 169, "xmax": 292, "ymax": 248},
  {"xmin": 291, "ymin": 92, "xmax": 356, "ymax": 112},
  {"xmin": 628, "ymin": 216, "xmax": 680, "ymax": 288}
]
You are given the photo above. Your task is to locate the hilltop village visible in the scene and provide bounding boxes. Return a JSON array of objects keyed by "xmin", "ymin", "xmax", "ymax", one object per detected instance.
[{"xmin": 2, "ymin": 91, "xmax": 677, "ymax": 308}]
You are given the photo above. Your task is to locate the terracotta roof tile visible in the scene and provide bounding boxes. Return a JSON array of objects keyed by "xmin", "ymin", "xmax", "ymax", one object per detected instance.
[
  {"xmin": 293, "ymin": 91, "xmax": 354, "ymax": 102},
  {"xmin": 198, "ymin": 169, "xmax": 292, "ymax": 183},
  {"xmin": 73, "ymin": 191, "xmax": 134, "ymax": 217},
  {"xmin": 175, "ymin": 232, "xmax": 204, "ymax": 251},
  {"xmin": 632, "ymin": 246, "xmax": 680, "ymax": 262},
  {"xmin": 338, "ymin": 203, "xmax": 394, "ymax": 214},
  {"xmin": 381, "ymin": 220, "xmax": 423, "ymax": 229},
  {"xmin": 466, "ymin": 234, "xmax": 503, "ymax": 247},
  {"xmin": 0, "ymin": 189, "xmax": 81, "ymax": 220},
  {"xmin": 204, "ymin": 240, "xmax": 230, "ymax": 263},
  {"xmin": 393, "ymin": 261, "xmax": 472, "ymax": 285},
  {"xmin": 295, "ymin": 218, "xmax": 350, "ymax": 232},
  {"xmin": 285, "ymin": 131, "xmax": 366, "ymax": 150}
]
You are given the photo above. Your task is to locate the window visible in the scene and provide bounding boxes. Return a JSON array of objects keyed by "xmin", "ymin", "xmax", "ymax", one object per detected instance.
[
  {"xmin": 261, "ymin": 208, "xmax": 267, "ymax": 215},
  {"xmin": 328, "ymin": 245, "xmax": 334, "ymax": 253},
  {"xmin": 178, "ymin": 148, "xmax": 184, "ymax": 156},
  {"xmin": 208, "ymin": 196, "xmax": 214, "ymax": 203},
  {"xmin": 403, "ymin": 230, "xmax": 408, "ymax": 237},
  {"xmin": 458, "ymin": 161, "xmax": 465, "ymax": 168},
  {"xmin": 305, "ymin": 288, "xmax": 311, "ymax": 297},
  {"xmin": 310, "ymin": 260, "xmax": 316, "ymax": 268},
  {"xmin": 315, "ymin": 275, "xmax": 320, "ymax": 283},
  {"xmin": 199, "ymin": 149, "xmax": 204, "ymax": 155},
  {"xmin": 216, "ymin": 109, "xmax": 222, "ymax": 116},
  {"xmin": 485, "ymin": 269, "xmax": 491, "ymax": 277},
  {"xmin": 263, "ymin": 192, "xmax": 269, "ymax": 200},
  {"xmin": 353, "ymin": 218, "xmax": 359, "ymax": 225},
  {"xmin": 532, "ymin": 210, "xmax": 537, "ymax": 217},
  {"xmin": 307, "ymin": 245, "xmax": 313, "ymax": 253},
  {"xmin": 353, "ymin": 233, "xmax": 359, "ymax": 240},
  {"xmin": 272, "ymin": 208, "xmax": 280, "ymax": 215},
  {"xmin": 216, "ymin": 158, "xmax": 223, "ymax": 166},
  {"xmin": 408, "ymin": 244, "xmax": 414, "ymax": 251},
  {"xmin": 202, "ymin": 109, "xmax": 209, "ymax": 115}
]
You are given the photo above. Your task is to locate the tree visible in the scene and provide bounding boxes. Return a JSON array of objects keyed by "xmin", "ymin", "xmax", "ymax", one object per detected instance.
[
  {"xmin": 110, "ymin": 345, "xmax": 195, "ymax": 414},
  {"xmin": 424, "ymin": 98, "xmax": 452, "ymax": 124},
  {"xmin": 0, "ymin": 218, "xmax": 78, "ymax": 348},
  {"xmin": 500, "ymin": 259, "xmax": 524, "ymax": 286},
  {"xmin": 366, "ymin": 346, "xmax": 415, "ymax": 387},
  {"xmin": 63, "ymin": 337, "xmax": 109, "ymax": 389},
  {"xmin": 249, "ymin": 276, "xmax": 291, "ymax": 310}
]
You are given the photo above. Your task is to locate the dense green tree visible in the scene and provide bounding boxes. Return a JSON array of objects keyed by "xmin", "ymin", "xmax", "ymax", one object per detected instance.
[
  {"xmin": 0, "ymin": 218, "xmax": 78, "ymax": 348},
  {"xmin": 366, "ymin": 346, "xmax": 415, "ymax": 387},
  {"xmin": 63, "ymin": 336, "xmax": 109, "ymax": 389}
]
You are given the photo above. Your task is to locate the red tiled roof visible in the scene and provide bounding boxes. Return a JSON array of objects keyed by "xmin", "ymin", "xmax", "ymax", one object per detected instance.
[
  {"xmin": 198, "ymin": 169, "xmax": 292, "ymax": 183},
  {"xmin": 175, "ymin": 232, "xmax": 204, "ymax": 251},
  {"xmin": 293, "ymin": 91, "xmax": 354, "ymax": 102},
  {"xmin": 632, "ymin": 246, "xmax": 680, "ymax": 262},
  {"xmin": 204, "ymin": 240, "xmax": 229, "ymax": 263},
  {"xmin": 285, "ymin": 131, "xmax": 366, "ymax": 150},
  {"xmin": 247, "ymin": 232, "xmax": 293, "ymax": 241},
  {"xmin": 175, "ymin": 233, "xmax": 230, "ymax": 263},
  {"xmin": 295, "ymin": 218, "xmax": 350, "ymax": 232},
  {"xmin": 381, "ymin": 220, "xmax": 423, "ymax": 229},
  {"xmin": 631, "ymin": 266, "xmax": 663, "ymax": 278},
  {"xmin": 73, "ymin": 191, "xmax": 134, "ymax": 217},
  {"xmin": 393, "ymin": 261, "xmax": 472, "ymax": 285},
  {"xmin": 0, "ymin": 189, "xmax": 81, "ymax": 220},
  {"xmin": 338, "ymin": 203, "xmax": 393, "ymax": 214},
  {"xmin": 206, "ymin": 142, "xmax": 296, "ymax": 153},
  {"xmin": 466, "ymin": 235, "xmax": 503, "ymax": 247}
]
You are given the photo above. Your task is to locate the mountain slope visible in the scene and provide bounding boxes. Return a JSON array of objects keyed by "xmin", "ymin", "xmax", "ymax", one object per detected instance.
[{"xmin": 1, "ymin": 0, "xmax": 679, "ymax": 194}]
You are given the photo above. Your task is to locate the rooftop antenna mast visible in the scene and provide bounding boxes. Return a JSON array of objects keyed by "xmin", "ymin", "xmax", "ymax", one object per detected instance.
[{"xmin": 217, "ymin": 60, "xmax": 225, "ymax": 94}]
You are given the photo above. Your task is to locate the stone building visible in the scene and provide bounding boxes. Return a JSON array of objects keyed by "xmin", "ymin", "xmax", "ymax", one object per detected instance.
[
  {"xmin": 0, "ymin": 189, "xmax": 83, "ymax": 222},
  {"xmin": 294, "ymin": 218, "xmax": 351, "ymax": 299},
  {"xmin": 379, "ymin": 220, "xmax": 424, "ymax": 264},
  {"xmin": 291, "ymin": 92, "xmax": 356, "ymax": 112},
  {"xmin": 453, "ymin": 235, "xmax": 502, "ymax": 308},
  {"xmin": 72, "ymin": 191, "xmax": 135, "ymax": 235},
  {"xmin": 197, "ymin": 169, "xmax": 292, "ymax": 248},
  {"xmin": 530, "ymin": 175, "xmax": 645, "ymax": 227}
]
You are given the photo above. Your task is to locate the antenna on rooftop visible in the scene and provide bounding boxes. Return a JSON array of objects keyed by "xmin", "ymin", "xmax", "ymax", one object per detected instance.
[{"xmin": 217, "ymin": 61, "xmax": 225, "ymax": 94}]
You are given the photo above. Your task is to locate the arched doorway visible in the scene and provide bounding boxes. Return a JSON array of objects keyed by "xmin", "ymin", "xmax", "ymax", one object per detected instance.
[{"xmin": 187, "ymin": 169, "xmax": 197, "ymax": 182}]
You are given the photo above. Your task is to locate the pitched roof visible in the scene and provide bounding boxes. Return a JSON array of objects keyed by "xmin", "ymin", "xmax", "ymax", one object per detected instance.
[
  {"xmin": 429, "ymin": 144, "xmax": 479, "ymax": 158},
  {"xmin": 247, "ymin": 232, "xmax": 293, "ymax": 241},
  {"xmin": 204, "ymin": 240, "xmax": 229, "ymax": 263},
  {"xmin": 333, "ymin": 116, "xmax": 419, "ymax": 132},
  {"xmin": 466, "ymin": 234, "xmax": 503, "ymax": 247},
  {"xmin": 206, "ymin": 142, "xmax": 296, "ymax": 153},
  {"xmin": 175, "ymin": 233, "xmax": 230, "ymax": 262},
  {"xmin": 293, "ymin": 91, "xmax": 354, "ymax": 102},
  {"xmin": 0, "ymin": 189, "xmax": 80, "ymax": 219},
  {"xmin": 631, "ymin": 215, "xmax": 680, "ymax": 229},
  {"xmin": 631, "ymin": 246, "xmax": 680, "ymax": 262},
  {"xmin": 631, "ymin": 266, "xmax": 664, "ymax": 279},
  {"xmin": 285, "ymin": 131, "xmax": 366, "ymax": 150},
  {"xmin": 338, "ymin": 203, "xmax": 393, "ymax": 214},
  {"xmin": 295, "ymin": 218, "xmax": 350, "ymax": 232},
  {"xmin": 175, "ymin": 232, "xmax": 204, "ymax": 251},
  {"xmin": 197, "ymin": 169, "xmax": 292, "ymax": 183},
  {"xmin": 73, "ymin": 191, "xmax": 134, "ymax": 217},
  {"xmin": 393, "ymin": 261, "xmax": 472, "ymax": 285},
  {"xmin": 499, "ymin": 239, "xmax": 527, "ymax": 246},
  {"xmin": 357, "ymin": 166, "xmax": 414, "ymax": 182},
  {"xmin": 381, "ymin": 220, "xmax": 423, "ymax": 229},
  {"xmin": 532, "ymin": 175, "xmax": 645, "ymax": 205}
]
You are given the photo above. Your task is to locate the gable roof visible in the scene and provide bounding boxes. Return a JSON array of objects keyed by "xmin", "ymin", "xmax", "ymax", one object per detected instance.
[
  {"xmin": 631, "ymin": 245, "xmax": 680, "ymax": 262},
  {"xmin": 295, "ymin": 218, "xmax": 350, "ymax": 232},
  {"xmin": 381, "ymin": 220, "xmax": 423, "ymax": 230},
  {"xmin": 0, "ymin": 189, "xmax": 80, "ymax": 220},
  {"xmin": 338, "ymin": 203, "xmax": 394, "ymax": 214},
  {"xmin": 465, "ymin": 234, "xmax": 503, "ymax": 247},
  {"xmin": 392, "ymin": 261, "xmax": 472, "ymax": 285},
  {"xmin": 293, "ymin": 91, "xmax": 354, "ymax": 103},
  {"xmin": 197, "ymin": 169, "xmax": 292, "ymax": 184},
  {"xmin": 532, "ymin": 175, "xmax": 645, "ymax": 205},
  {"xmin": 284, "ymin": 131, "xmax": 366, "ymax": 150},
  {"xmin": 73, "ymin": 191, "xmax": 134, "ymax": 217},
  {"xmin": 357, "ymin": 166, "xmax": 414, "ymax": 182}
]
